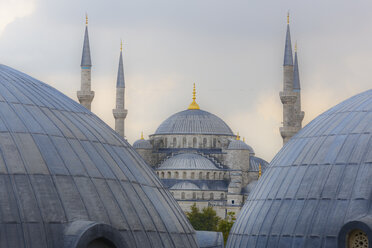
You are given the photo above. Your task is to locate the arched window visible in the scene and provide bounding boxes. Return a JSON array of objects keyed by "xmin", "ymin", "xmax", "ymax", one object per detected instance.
[
  {"xmin": 210, "ymin": 193, "xmax": 214, "ymax": 200},
  {"xmin": 183, "ymin": 137, "xmax": 187, "ymax": 147},
  {"xmin": 183, "ymin": 171, "xmax": 187, "ymax": 179},
  {"xmin": 219, "ymin": 172, "xmax": 223, "ymax": 180},
  {"xmin": 199, "ymin": 172, "xmax": 203, "ymax": 179},
  {"xmin": 193, "ymin": 137, "xmax": 197, "ymax": 148},
  {"xmin": 203, "ymin": 138, "xmax": 207, "ymax": 148},
  {"xmin": 348, "ymin": 229, "xmax": 369, "ymax": 248},
  {"xmin": 192, "ymin": 192, "xmax": 196, "ymax": 199},
  {"xmin": 164, "ymin": 138, "xmax": 168, "ymax": 147},
  {"xmin": 213, "ymin": 138, "xmax": 217, "ymax": 148},
  {"xmin": 220, "ymin": 193, "xmax": 224, "ymax": 200},
  {"xmin": 167, "ymin": 171, "xmax": 171, "ymax": 179},
  {"xmin": 181, "ymin": 192, "xmax": 185, "ymax": 199},
  {"xmin": 206, "ymin": 172, "xmax": 210, "ymax": 180},
  {"xmin": 202, "ymin": 192, "xmax": 205, "ymax": 200},
  {"xmin": 173, "ymin": 137, "xmax": 177, "ymax": 148},
  {"xmin": 191, "ymin": 172, "xmax": 195, "ymax": 179},
  {"xmin": 213, "ymin": 172, "xmax": 216, "ymax": 180},
  {"xmin": 175, "ymin": 172, "xmax": 179, "ymax": 179},
  {"xmin": 161, "ymin": 172, "xmax": 165, "ymax": 178}
]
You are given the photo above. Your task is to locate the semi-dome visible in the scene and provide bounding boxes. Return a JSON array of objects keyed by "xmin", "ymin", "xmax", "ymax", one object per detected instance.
[
  {"xmin": 157, "ymin": 153, "xmax": 220, "ymax": 170},
  {"xmin": 133, "ymin": 139, "xmax": 152, "ymax": 149},
  {"xmin": 154, "ymin": 109, "xmax": 234, "ymax": 136},
  {"xmin": 170, "ymin": 181, "xmax": 200, "ymax": 190},
  {"xmin": 227, "ymin": 139, "xmax": 255, "ymax": 154},
  {"xmin": 0, "ymin": 65, "xmax": 198, "ymax": 248},
  {"xmin": 227, "ymin": 89, "xmax": 372, "ymax": 248}
]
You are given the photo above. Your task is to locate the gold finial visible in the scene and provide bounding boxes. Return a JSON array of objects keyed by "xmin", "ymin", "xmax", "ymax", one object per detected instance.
[
  {"xmin": 120, "ymin": 40, "xmax": 123, "ymax": 52},
  {"xmin": 236, "ymin": 132, "xmax": 240, "ymax": 140},
  {"xmin": 258, "ymin": 163, "xmax": 262, "ymax": 178},
  {"xmin": 140, "ymin": 131, "xmax": 144, "ymax": 140},
  {"xmin": 287, "ymin": 12, "xmax": 289, "ymax": 24},
  {"xmin": 295, "ymin": 42, "xmax": 297, "ymax": 52},
  {"xmin": 188, "ymin": 83, "xmax": 200, "ymax": 110},
  {"xmin": 243, "ymin": 137, "xmax": 245, "ymax": 142},
  {"xmin": 86, "ymin": 14, "xmax": 88, "ymax": 26}
]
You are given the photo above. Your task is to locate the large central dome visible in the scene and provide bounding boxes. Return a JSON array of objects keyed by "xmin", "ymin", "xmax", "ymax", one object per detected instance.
[{"xmin": 154, "ymin": 109, "xmax": 234, "ymax": 136}]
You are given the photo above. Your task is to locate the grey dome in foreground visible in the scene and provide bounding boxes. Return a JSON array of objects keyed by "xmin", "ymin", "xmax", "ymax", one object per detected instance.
[
  {"xmin": 158, "ymin": 153, "xmax": 220, "ymax": 170},
  {"xmin": 228, "ymin": 139, "xmax": 255, "ymax": 154},
  {"xmin": 154, "ymin": 109, "xmax": 234, "ymax": 136},
  {"xmin": 0, "ymin": 65, "xmax": 198, "ymax": 248},
  {"xmin": 133, "ymin": 139, "xmax": 152, "ymax": 149},
  {"xmin": 227, "ymin": 89, "xmax": 372, "ymax": 248}
]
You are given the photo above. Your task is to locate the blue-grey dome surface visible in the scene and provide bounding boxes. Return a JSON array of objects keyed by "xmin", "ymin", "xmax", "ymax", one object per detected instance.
[
  {"xmin": 170, "ymin": 181, "xmax": 200, "ymax": 190},
  {"xmin": 227, "ymin": 89, "xmax": 372, "ymax": 248},
  {"xmin": 162, "ymin": 179, "xmax": 228, "ymax": 191},
  {"xmin": 0, "ymin": 65, "xmax": 198, "ymax": 248},
  {"xmin": 249, "ymin": 156, "xmax": 269, "ymax": 172},
  {"xmin": 157, "ymin": 153, "xmax": 220, "ymax": 170},
  {"xmin": 196, "ymin": 231, "xmax": 224, "ymax": 248},
  {"xmin": 227, "ymin": 139, "xmax": 255, "ymax": 154},
  {"xmin": 133, "ymin": 139, "xmax": 152, "ymax": 149},
  {"xmin": 154, "ymin": 109, "xmax": 234, "ymax": 136}
]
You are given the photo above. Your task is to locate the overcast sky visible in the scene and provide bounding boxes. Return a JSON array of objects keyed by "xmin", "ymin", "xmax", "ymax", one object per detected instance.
[{"xmin": 1, "ymin": 0, "xmax": 372, "ymax": 161}]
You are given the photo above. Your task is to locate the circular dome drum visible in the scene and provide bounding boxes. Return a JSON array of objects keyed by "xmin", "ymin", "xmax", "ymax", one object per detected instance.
[
  {"xmin": 0, "ymin": 65, "xmax": 198, "ymax": 248},
  {"xmin": 154, "ymin": 109, "xmax": 234, "ymax": 136},
  {"xmin": 227, "ymin": 89, "xmax": 372, "ymax": 248}
]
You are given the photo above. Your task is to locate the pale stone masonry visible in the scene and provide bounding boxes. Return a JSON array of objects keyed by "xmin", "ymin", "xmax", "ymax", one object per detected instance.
[
  {"xmin": 113, "ymin": 44, "xmax": 128, "ymax": 138},
  {"xmin": 77, "ymin": 18, "xmax": 95, "ymax": 111},
  {"xmin": 280, "ymin": 15, "xmax": 304, "ymax": 145}
]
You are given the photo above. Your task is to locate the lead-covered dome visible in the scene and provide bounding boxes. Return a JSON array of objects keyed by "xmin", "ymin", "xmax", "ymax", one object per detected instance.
[
  {"xmin": 157, "ymin": 153, "xmax": 220, "ymax": 170},
  {"xmin": 133, "ymin": 139, "xmax": 152, "ymax": 149},
  {"xmin": 154, "ymin": 109, "xmax": 234, "ymax": 136},
  {"xmin": 0, "ymin": 65, "xmax": 198, "ymax": 248},
  {"xmin": 227, "ymin": 90, "xmax": 372, "ymax": 248}
]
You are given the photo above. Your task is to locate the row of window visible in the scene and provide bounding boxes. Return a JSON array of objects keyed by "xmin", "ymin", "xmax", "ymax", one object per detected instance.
[
  {"xmin": 156, "ymin": 170, "xmax": 226, "ymax": 180},
  {"xmin": 172, "ymin": 191, "xmax": 225, "ymax": 200},
  {"xmin": 162, "ymin": 136, "xmax": 218, "ymax": 148}
]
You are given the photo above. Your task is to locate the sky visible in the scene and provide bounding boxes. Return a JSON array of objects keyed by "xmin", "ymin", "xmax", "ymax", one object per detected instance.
[{"xmin": 1, "ymin": 0, "xmax": 372, "ymax": 162}]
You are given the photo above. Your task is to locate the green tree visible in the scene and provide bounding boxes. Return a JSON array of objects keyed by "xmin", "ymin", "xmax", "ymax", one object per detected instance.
[
  {"xmin": 217, "ymin": 211, "xmax": 236, "ymax": 245},
  {"xmin": 186, "ymin": 203, "xmax": 221, "ymax": 231}
]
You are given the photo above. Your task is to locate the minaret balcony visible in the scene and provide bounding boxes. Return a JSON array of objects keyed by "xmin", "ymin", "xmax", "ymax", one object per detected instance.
[
  {"xmin": 279, "ymin": 91, "xmax": 297, "ymax": 104},
  {"xmin": 77, "ymin": 90, "xmax": 95, "ymax": 102},
  {"xmin": 279, "ymin": 126, "xmax": 298, "ymax": 139},
  {"xmin": 113, "ymin": 109, "xmax": 128, "ymax": 119}
]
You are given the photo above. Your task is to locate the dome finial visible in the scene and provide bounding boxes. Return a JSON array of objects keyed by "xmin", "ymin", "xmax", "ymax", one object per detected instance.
[
  {"xmin": 188, "ymin": 83, "xmax": 200, "ymax": 110},
  {"xmin": 141, "ymin": 131, "xmax": 144, "ymax": 140},
  {"xmin": 236, "ymin": 132, "xmax": 240, "ymax": 140},
  {"xmin": 295, "ymin": 41, "xmax": 297, "ymax": 52},
  {"xmin": 243, "ymin": 137, "xmax": 245, "ymax": 142},
  {"xmin": 120, "ymin": 40, "xmax": 123, "ymax": 52},
  {"xmin": 258, "ymin": 163, "xmax": 262, "ymax": 178},
  {"xmin": 86, "ymin": 13, "xmax": 88, "ymax": 26}
]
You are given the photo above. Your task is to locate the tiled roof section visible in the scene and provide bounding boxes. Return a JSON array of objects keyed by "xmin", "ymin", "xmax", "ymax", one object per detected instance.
[
  {"xmin": 227, "ymin": 139, "xmax": 255, "ymax": 154},
  {"xmin": 196, "ymin": 231, "xmax": 224, "ymax": 248},
  {"xmin": 0, "ymin": 64, "xmax": 198, "ymax": 248},
  {"xmin": 283, "ymin": 24, "xmax": 293, "ymax": 66},
  {"xmin": 154, "ymin": 109, "xmax": 234, "ymax": 136},
  {"xmin": 227, "ymin": 89, "xmax": 372, "ymax": 248},
  {"xmin": 116, "ymin": 51, "xmax": 125, "ymax": 88},
  {"xmin": 157, "ymin": 153, "xmax": 220, "ymax": 170},
  {"xmin": 293, "ymin": 51, "xmax": 300, "ymax": 90},
  {"xmin": 81, "ymin": 26, "xmax": 92, "ymax": 67},
  {"xmin": 249, "ymin": 156, "xmax": 269, "ymax": 172},
  {"xmin": 161, "ymin": 179, "xmax": 228, "ymax": 191},
  {"xmin": 133, "ymin": 139, "xmax": 152, "ymax": 149}
]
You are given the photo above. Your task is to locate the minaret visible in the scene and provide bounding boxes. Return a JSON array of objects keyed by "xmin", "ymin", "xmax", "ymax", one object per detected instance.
[
  {"xmin": 77, "ymin": 15, "xmax": 95, "ymax": 111},
  {"xmin": 293, "ymin": 43, "xmax": 305, "ymax": 130},
  {"xmin": 279, "ymin": 13, "xmax": 298, "ymax": 145},
  {"xmin": 113, "ymin": 41, "xmax": 128, "ymax": 138}
]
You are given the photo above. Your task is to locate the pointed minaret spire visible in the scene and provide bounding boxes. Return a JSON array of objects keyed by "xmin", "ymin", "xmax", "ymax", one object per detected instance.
[
  {"xmin": 77, "ymin": 14, "xmax": 95, "ymax": 110},
  {"xmin": 284, "ymin": 12, "xmax": 293, "ymax": 66},
  {"xmin": 293, "ymin": 43, "xmax": 300, "ymax": 91},
  {"xmin": 113, "ymin": 41, "xmax": 128, "ymax": 138}
]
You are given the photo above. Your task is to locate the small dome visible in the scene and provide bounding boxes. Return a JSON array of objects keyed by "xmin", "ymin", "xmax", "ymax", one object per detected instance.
[
  {"xmin": 170, "ymin": 181, "xmax": 200, "ymax": 190},
  {"xmin": 227, "ymin": 89, "xmax": 372, "ymax": 247},
  {"xmin": 154, "ymin": 109, "xmax": 234, "ymax": 136},
  {"xmin": 0, "ymin": 65, "xmax": 198, "ymax": 248},
  {"xmin": 133, "ymin": 139, "xmax": 152, "ymax": 149},
  {"xmin": 227, "ymin": 139, "xmax": 255, "ymax": 154},
  {"xmin": 249, "ymin": 156, "xmax": 269, "ymax": 172},
  {"xmin": 157, "ymin": 153, "xmax": 220, "ymax": 170}
]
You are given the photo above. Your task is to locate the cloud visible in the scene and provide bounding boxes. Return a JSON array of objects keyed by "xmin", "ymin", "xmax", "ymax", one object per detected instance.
[{"xmin": 0, "ymin": 0, "xmax": 36, "ymax": 36}]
